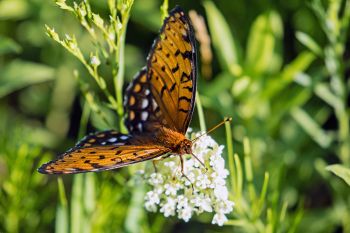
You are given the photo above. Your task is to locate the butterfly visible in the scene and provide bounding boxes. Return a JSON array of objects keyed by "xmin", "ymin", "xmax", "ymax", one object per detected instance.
[{"xmin": 38, "ymin": 6, "xmax": 199, "ymax": 175}]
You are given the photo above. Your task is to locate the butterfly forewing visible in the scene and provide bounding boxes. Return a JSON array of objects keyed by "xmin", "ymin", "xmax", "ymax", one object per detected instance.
[
  {"xmin": 39, "ymin": 145, "xmax": 170, "ymax": 174},
  {"xmin": 146, "ymin": 6, "xmax": 197, "ymax": 134},
  {"xmin": 38, "ymin": 131, "xmax": 170, "ymax": 174}
]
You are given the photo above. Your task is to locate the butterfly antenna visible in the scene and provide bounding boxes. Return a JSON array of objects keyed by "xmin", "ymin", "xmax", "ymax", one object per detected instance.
[{"xmin": 191, "ymin": 117, "xmax": 232, "ymax": 143}]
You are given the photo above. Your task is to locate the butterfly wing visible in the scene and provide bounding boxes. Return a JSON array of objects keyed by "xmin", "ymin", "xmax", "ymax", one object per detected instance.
[
  {"xmin": 124, "ymin": 7, "xmax": 196, "ymax": 134},
  {"xmin": 38, "ymin": 131, "xmax": 170, "ymax": 174},
  {"xmin": 124, "ymin": 68, "xmax": 162, "ymax": 133},
  {"xmin": 146, "ymin": 6, "xmax": 197, "ymax": 134},
  {"xmin": 74, "ymin": 130, "xmax": 132, "ymax": 147}
]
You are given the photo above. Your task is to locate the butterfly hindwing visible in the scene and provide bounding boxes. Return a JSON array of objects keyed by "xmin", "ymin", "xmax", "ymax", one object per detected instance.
[
  {"xmin": 146, "ymin": 6, "xmax": 197, "ymax": 134},
  {"xmin": 74, "ymin": 130, "xmax": 131, "ymax": 148},
  {"xmin": 124, "ymin": 68, "xmax": 168, "ymax": 133}
]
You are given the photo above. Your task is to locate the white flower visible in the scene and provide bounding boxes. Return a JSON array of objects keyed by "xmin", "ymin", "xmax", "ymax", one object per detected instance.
[
  {"xmin": 195, "ymin": 173, "xmax": 211, "ymax": 189},
  {"xmin": 140, "ymin": 133, "xmax": 234, "ymax": 226},
  {"xmin": 178, "ymin": 205, "xmax": 193, "ymax": 222},
  {"xmin": 164, "ymin": 183, "xmax": 180, "ymax": 196},
  {"xmin": 144, "ymin": 190, "xmax": 160, "ymax": 212},
  {"xmin": 176, "ymin": 195, "xmax": 188, "ymax": 209},
  {"xmin": 200, "ymin": 197, "xmax": 213, "ymax": 212},
  {"xmin": 214, "ymin": 185, "xmax": 229, "ymax": 200},
  {"xmin": 212, "ymin": 212, "xmax": 228, "ymax": 226},
  {"xmin": 108, "ymin": 32, "xmax": 115, "ymax": 41},
  {"xmin": 160, "ymin": 197, "xmax": 176, "ymax": 217},
  {"xmin": 90, "ymin": 56, "xmax": 100, "ymax": 66},
  {"xmin": 190, "ymin": 193, "xmax": 212, "ymax": 213}
]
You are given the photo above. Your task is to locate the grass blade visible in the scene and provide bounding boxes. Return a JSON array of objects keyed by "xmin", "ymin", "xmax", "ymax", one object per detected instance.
[{"xmin": 203, "ymin": 1, "xmax": 239, "ymax": 73}]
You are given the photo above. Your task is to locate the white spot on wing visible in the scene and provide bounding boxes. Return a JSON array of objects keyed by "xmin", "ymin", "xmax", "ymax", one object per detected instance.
[
  {"xmin": 141, "ymin": 99, "xmax": 149, "ymax": 109},
  {"xmin": 114, "ymin": 142, "xmax": 125, "ymax": 146},
  {"xmin": 120, "ymin": 135, "xmax": 129, "ymax": 140},
  {"xmin": 108, "ymin": 137, "xmax": 117, "ymax": 143},
  {"xmin": 101, "ymin": 141, "xmax": 106, "ymax": 145},
  {"xmin": 141, "ymin": 112, "xmax": 148, "ymax": 121},
  {"xmin": 137, "ymin": 123, "xmax": 143, "ymax": 131},
  {"xmin": 145, "ymin": 89, "xmax": 150, "ymax": 95}
]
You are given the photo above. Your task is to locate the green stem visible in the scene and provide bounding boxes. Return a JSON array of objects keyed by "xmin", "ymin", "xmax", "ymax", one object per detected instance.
[
  {"xmin": 56, "ymin": 178, "xmax": 68, "ymax": 233},
  {"xmin": 243, "ymin": 137, "xmax": 256, "ymax": 203},
  {"xmin": 161, "ymin": 0, "xmax": 169, "ymax": 20},
  {"xmin": 196, "ymin": 93, "xmax": 207, "ymax": 132},
  {"xmin": 325, "ymin": 1, "xmax": 350, "ymax": 165},
  {"xmin": 78, "ymin": 100, "xmax": 91, "ymax": 138},
  {"xmin": 71, "ymin": 50, "xmax": 118, "ymax": 110},
  {"xmin": 115, "ymin": 4, "xmax": 133, "ymax": 133},
  {"xmin": 70, "ymin": 101, "xmax": 91, "ymax": 233},
  {"xmin": 336, "ymin": 107, "xmax": 350, "ymax": 165},
  {"xmin": 225, "ymin": 119, "xmax": 235, "ymax": 195},
  {"xmin": 70, "ymin": 175, "xmax": 84, "ymax": 233}
]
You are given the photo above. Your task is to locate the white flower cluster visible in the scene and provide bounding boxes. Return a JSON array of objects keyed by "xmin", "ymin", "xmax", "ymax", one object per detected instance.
[{"xmin": 142, "ymin": 133, "xmax": 234, "ymax": 226}]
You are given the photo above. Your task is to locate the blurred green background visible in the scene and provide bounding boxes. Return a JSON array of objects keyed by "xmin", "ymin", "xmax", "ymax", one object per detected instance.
[{"xmin": 0, "ymin": 0, "xmax": 349, "ymax": 232}]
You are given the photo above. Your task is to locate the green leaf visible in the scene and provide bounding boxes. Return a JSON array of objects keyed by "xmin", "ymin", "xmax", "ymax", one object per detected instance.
[
  {"xmin": 264, "ymin": 51, "xmax": 316, "ymax": 98},
  {"xmin": 291, "ymin": 107, "xmax": 333, "ymax": 148},
  {"xmin": 0, "ymin": 36, "xmax": 22, "ymax": 55},
  {"xmin": 245, "ymin": 11, "xmax": 283, "ymax": 75},
  {"xmin": 296, "ymin": 31, "xmax": 323, "ymax": 56},
  {"xmin": 90, "ymin": 102, "xmax": 117, "ymax": 130},
  {"xmin": 0, "ymin": 0, "xmax": 30, "ymax": 20},
  {"xmin": 314, "ymin": 83, "xmax": 342, "ymax": 109},
  {"xmin": 56, "ymin": 178, "xmax": 69, "ymax": 233},
  {"xmin": 70, "ymin": 175, "xmax": 84, "ymax": 233},
  {"xmin": 326, "ymin": 164, "xmax": 350, "ymax": 186},
  {"xmin": 203, "ymin": 1, "xmax": 239, "ymax": 74},
  {"xmin": 132, "ymin": 0, "xmax": 162, "ymax": 31},
  {"xmin": 200, "ymin": 72, "xmax": 234, "ymax": 97},
  {"xmin": 0, "ymin": 60, "xmax": 55, "ymax": 98},
  {"xmin": 124, "ymin": 184, "xmax": 146, "ymax": 233},
  {"xmin": 83, "ymin": 173, "xmax": 95, "ymax": 232}
]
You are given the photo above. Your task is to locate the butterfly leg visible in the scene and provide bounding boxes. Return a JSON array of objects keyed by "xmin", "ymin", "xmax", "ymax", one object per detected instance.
[
  {"xmin": 152, "ymin": 159, "xmax": 159, "ymax": 173},
  {"xmin": 152, "ymin": 155, "xmax": 169, "ymax": 173},
  {"xmin": 179, "ymin": 155, "xmax": 194, "ymax": 191}
]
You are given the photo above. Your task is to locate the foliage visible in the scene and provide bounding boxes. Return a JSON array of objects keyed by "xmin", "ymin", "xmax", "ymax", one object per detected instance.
[{"xmin": 0, "ymin": 0, "xmax": 349, "ymax": 232}]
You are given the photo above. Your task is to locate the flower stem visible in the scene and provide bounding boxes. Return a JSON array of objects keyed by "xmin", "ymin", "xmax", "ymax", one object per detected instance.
[
  {"xmin": 114, "ymin": 2, "xmax": 133, "ymax": 133},
  {"xmin": 161, "ymin": 0, "xmax": 169, "ymax": 20},
  {"xmin": 196, "ymin": 93, "xmax": 206, "ymax": 132},
  {"xmin": 225, "ymin": 119, "xmax": 235, "ymax": 195}
]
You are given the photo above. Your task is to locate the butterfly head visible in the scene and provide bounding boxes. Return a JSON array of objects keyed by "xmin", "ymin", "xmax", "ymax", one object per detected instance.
[{"xmin": 177, "ymin": 139, "xmax": 193, "ymax": 155}]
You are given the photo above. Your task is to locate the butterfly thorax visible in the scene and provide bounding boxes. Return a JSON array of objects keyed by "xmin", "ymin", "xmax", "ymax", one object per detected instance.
[{"xmin": 150, "ymin": 126, "xmax": 192, "ymax": 155}]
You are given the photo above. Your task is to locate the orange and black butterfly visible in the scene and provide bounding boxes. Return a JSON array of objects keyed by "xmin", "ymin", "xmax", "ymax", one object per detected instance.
[{"xmin": 38, "ymin": 6, "xmax": 199, "ymax": 174}]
